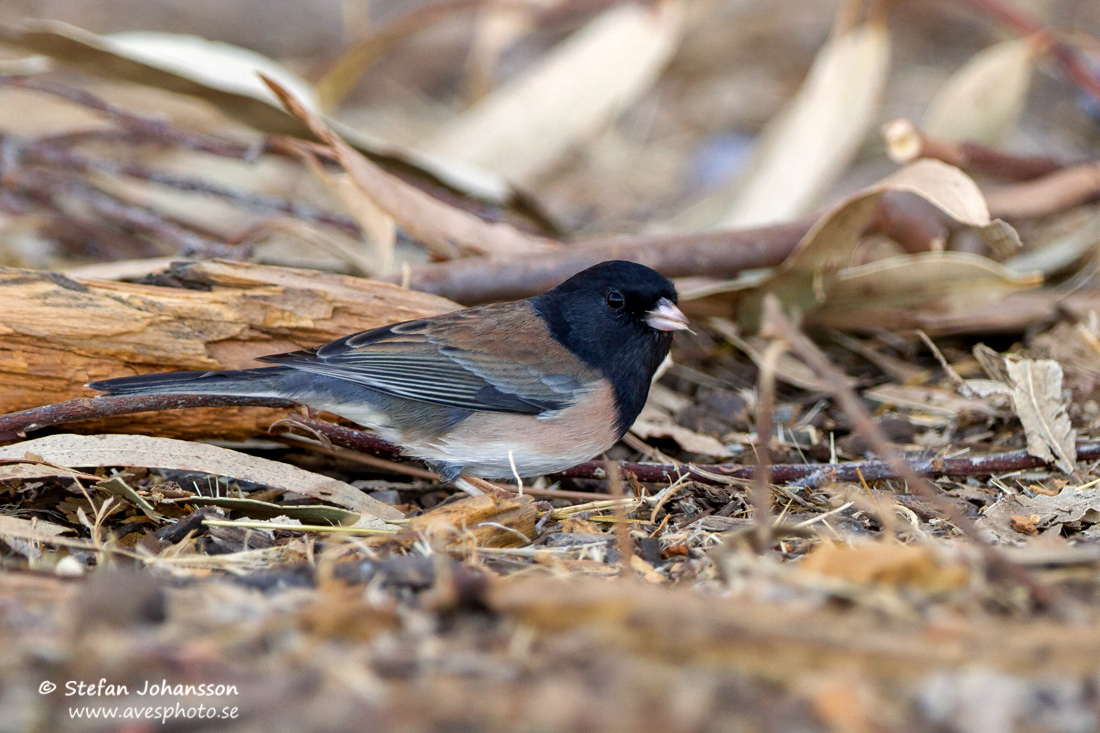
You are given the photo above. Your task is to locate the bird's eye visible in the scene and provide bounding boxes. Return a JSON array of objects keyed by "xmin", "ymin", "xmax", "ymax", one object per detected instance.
[{"xmin": 606, "ymin": 290, "xmax": 625, "ymax": 310}]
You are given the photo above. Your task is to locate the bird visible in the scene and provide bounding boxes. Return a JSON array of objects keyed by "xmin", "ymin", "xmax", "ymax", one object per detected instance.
[{"xmin": 88, "ymin": 260, "xmax": 689, "ymax": 483}]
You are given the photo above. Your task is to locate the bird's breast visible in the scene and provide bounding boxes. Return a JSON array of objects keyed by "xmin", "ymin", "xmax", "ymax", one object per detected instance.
[{"xmin": 405, "ymin": 381, "xmax": 621, "ymax": 478}]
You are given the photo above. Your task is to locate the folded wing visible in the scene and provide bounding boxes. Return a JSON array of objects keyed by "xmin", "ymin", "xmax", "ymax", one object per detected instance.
[{"xmin": 258, "ymin": 303, "xmax": 591, "ymax": 415}]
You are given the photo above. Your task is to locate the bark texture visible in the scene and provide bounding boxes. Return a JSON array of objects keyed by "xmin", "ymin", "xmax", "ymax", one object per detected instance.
[{"xmin": 0, "ymin": 260, "xmax": 457, "ymax": 439}]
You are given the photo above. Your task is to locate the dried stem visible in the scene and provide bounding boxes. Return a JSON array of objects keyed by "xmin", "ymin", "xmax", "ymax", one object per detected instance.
[
  {"xmin": 5, "ymin": 394, "xmax": 1100, "ymax": 496},
  {"xmin": 750, "ymin": 340, "xmax": 784, "ymax": 550},
  {"xmin": 395, "ymin": 221, "xmax": 813, "ymax": 304},
  {"xmin": 0, "ymin": 394, "xmax": 294, "ymax": 441},
  {"xmin": 0, "ymin": 77, "xmax": 261, "ymax": 160},
  {"xmin": 985, "ymin": 162, "xmax": 1100, "ymax": 220},
  {"xmin": 759, "ymin": 295, "xmax": 1067, "ymax": 612},
  {"xmin": 21, "ymin": 140, "xmax": 362, "ymax": 235},
  {"xmin": 882, "ymin": 118, "xmax": 1064, "ymax": 181},
  {"xmin": 24, "ymin": 169, "xmax": 240, "ymax": 258}
]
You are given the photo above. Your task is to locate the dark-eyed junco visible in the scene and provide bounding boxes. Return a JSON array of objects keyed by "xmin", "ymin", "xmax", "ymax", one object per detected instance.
[{"xmin": 89, "ymin": 260, "xmax": 688, "ymax": 481}]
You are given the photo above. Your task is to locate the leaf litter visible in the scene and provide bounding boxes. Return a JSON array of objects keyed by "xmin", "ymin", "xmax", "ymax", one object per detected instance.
[{"xmin": 1, "ymin": 1, "xmax": 1100, "ymax": 730}]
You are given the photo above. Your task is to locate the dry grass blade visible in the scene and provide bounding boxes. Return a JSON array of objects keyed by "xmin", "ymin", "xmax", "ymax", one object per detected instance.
[
  {"xmin": 262, "ymin": 75, "xmax": 559, "ymax": 260},
  {"xmin": 291, "ymin": 143, "xmax": 396, "ymax": 276}
]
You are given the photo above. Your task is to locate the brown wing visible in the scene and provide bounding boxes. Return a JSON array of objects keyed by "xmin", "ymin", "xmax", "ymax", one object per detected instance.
[{"xmin": 257, "ymin": 302, "xmax": 594, "ymax": 414}]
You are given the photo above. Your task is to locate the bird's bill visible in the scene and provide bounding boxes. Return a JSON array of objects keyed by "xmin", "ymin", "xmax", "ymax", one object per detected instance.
[{"xmin": 645, "ymin": 298, "xmax": 690, "ymax": 332}]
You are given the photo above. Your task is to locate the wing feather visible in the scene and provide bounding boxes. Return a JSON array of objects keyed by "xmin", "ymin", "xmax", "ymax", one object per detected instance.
[{"xmin": 257, "ymin": 303, "xmax": 593, "ymax": 414}]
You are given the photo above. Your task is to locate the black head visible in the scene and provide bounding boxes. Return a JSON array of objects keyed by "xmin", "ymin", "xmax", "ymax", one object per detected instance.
[{"xmin": 531, "ymin": 260, "xmax": 688, "ymax": 435}]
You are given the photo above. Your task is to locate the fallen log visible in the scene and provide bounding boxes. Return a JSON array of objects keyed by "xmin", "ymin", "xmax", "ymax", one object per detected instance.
[{"xmin": 0, "ymin": 260, "xmax": 456, "ymax": 440}]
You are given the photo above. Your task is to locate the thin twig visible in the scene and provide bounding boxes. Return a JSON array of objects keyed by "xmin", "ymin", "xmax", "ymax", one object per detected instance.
[
  {"xmin": 21, "ymin": 140, "xmax": 362, "ymax": 235},
  {"xmin": 759, "ymin": 295, "xmax": 1069, "ymax": 613},
  {"xmin": 0, "ymin": 394, "xmax": 294, "ymax": 440},
  {"xmin": 750, "ymin": 340, "xmax": 784, "ymax": 550},
  {"xmin": 882, "ymin": 118, "xmax": 1064, "ymax": 180},
  {"xmin": 0, "ymin": 77, "xmax": 262, "ymax": 160},
  {"xmin": 11, "ymin": 167, "xmax": 239, "ymax": 257}
]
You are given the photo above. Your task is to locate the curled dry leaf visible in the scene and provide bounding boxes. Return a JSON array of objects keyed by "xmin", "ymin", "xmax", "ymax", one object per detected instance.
[
  {"xmin": 263, "ymin": 75, "xmax": 559, "ymax": 260},
  {"xmin": 690, "ymin": 160, "xmax": 1033, "ymax": 330},
  {"xmin": 630, "ymin": 405, "xmax": 733, "ymax": 459},
  {"xmin": 695, "ymin": 22, "xmax": 890, "ymax": 229},
  {"xmin": 1004, "ymin": 359, "xmax": 1078, "ymax": 477},
  {"xmin": 978, "ymin": 488, "xmax": 1100, "ymax": 544},
  {"xmin": 922, "ymin": 38, "xmax": 1038, "ymax": 145},
  {"xmin": 0, "ymin": 434, "xmax": 401, "ymax": 521},
  {"xmin": 0, "ymin": 19, "xmax": 517, "ymax": 206},
  {"xmin": 422, "ymin": 1, "xmax": 685, "ymax": 187},
  {"xmin": 808, "ymin": 253, "xmax": 1042, "ymax": 331}
]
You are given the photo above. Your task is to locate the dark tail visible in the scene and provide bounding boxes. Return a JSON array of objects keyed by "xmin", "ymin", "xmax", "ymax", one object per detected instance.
[{"xmin": 88, "ymin": 366, "xmax": 294, "ymax": 398}]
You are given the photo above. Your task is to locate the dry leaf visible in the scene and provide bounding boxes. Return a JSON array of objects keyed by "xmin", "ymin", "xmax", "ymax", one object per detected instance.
[
  {"xmin": 692, "ymin": 160, "xmax": 1031, "ymax": 329},
  {"xmin": 406, "ymin": 493, "xmax": 537, "ymax": 548},
  {"xmin": 799, "ymin": 541, "xmax": 969, "ymax": 592},
  {"xmin": 979, "ymin": 488, "xmax": 1100, "ymax": 543},
  {"xmin": 863, "ymin": 383, "xmax": 1004, "ymax": 422},
  {"xmin": 0, "ymin": 514, "xmax": 71, "ymax": 539},
  {"xmin": 706, "ymin": 22, "xmax": 891, "ymax": 228},
  {"xmin": 0, "ymin": 19, "xmax": 518, "ymax": 206},
  {"xmin": 630, "ymin": 405, "xmax": 733, "ymax": 459},
  {"xmin": 0, "ymin": 460, "xmax": 98, "ymax": 482},
  {"xmin": 422, "ymin": 1, "xmax": 684, "ymax": 187},
  {"xmin": 263, "ymin": 76, "xmax": 559, "ymax": 260},
  {"xmin": 104, "ymin": 31, "xmax": 321, "ymax": 111},
  {"xmin": 922, "ymin": 38, "xmax": 1037, "ymax": 145},
  {"xmin": 809, "ymin": 253, "xmax": 1041, "ymax": 330},
  {"xmin": 0, "ymin": 514, "xmax": 74, "ymax": 561},
  {"xmin": 0, "ymin": 434, "xmax": 400, "ymax": 520},
  {"xmin": 1004, "ymin": 358, "xmax": 1078, "ymax": 476}
]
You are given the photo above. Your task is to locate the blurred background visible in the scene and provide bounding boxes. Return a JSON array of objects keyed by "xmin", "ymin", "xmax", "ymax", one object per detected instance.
[{"xmin": 0, "ymin": 0, "xmax": 1096, "ymax": 273}]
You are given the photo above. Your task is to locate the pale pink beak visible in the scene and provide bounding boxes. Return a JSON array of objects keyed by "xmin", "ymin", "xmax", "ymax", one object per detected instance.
[{"xmin": 645, "ymin": 298, "xmax": 690, "ymax": 332}]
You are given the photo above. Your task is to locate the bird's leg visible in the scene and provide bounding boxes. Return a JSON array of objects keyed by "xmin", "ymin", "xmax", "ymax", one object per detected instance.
[{"xmin": 433, "ymin": 462, "xmax": 484, "ymax": 497}]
